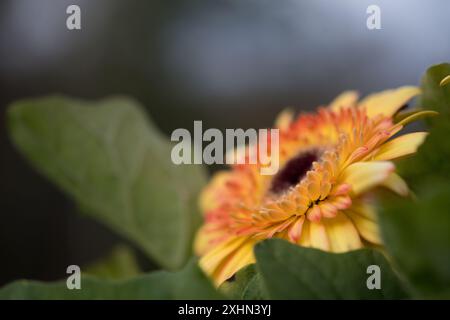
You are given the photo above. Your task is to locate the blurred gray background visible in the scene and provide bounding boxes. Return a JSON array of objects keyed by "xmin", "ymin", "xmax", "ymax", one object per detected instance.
[{"xmin": 0, "ymin": 0, "xmax": 449, "ymax": 285}]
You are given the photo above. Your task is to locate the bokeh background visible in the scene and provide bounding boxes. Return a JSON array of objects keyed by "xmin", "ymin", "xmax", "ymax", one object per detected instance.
[{"xmin": 0, "ymin": 0, "xmax": 449, "ymax": 285}]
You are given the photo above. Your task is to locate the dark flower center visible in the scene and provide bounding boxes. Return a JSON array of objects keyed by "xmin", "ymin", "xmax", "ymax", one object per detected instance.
[{"xmin": 269, "ymin": 150, "xmax": 318, "ymax": 194}]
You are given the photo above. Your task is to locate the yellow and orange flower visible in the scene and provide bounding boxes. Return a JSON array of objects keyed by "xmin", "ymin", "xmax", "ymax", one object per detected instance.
[{"xmin": 195, "ymin": 86, "xmax": 431, "ymax": 285}]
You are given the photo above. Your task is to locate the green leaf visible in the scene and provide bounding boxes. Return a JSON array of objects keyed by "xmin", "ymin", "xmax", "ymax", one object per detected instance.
[
  {"xmin": 378, "ymin": 63, "xmax": 450, "ymax": 299},
  {"xmin": 254, "ymin": 239, "xmax": 408, "ymax": 299},
  {"xmin": 7, "ymin": 96, "xmax": 206, "ymax": 270},
  {"xmin": 397, "ymin": 63, "xmax": 450, "ymax": 184},
  {"xmin": 85, "ymin": 244, "xmax": 140, "ymax": 279},
  {"xmin": 0, "ymin": 260, "xmax": 222, "ymax": 300},
  {"xmin": 419, "ymin": 63, "xmax": 450, "ymax": 117},
  {"xmin": 219, "ymin": 264, "xmax": 267, "ymax": 300},
  {"xmin": 379, "ymin": 184, "xmax": 450, "ymax": 299}
]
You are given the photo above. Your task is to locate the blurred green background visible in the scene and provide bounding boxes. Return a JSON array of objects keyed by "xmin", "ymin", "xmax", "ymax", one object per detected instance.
[{"xmin": 0, "ymin": 0, "xmax": 449, "ymax": 285}]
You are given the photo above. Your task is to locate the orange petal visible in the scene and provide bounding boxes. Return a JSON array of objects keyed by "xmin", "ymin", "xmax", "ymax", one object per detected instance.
[
  {"xmin": 330, "ymin": 183, "xmax": 351, "ymax": 196},
  {"xmin": 307, "ymin": 205, "xmax": 322, "ymax": 222},
  {"xmin": 194, "ymin": 225, "xmax": 228, "ymax": 256},
  {"xmin": 199, "ymin": 171, "xmax": 231, "ymax": 212},
  {"xmin": 288, "ymin": 216, "xmax": 306, "ymax": 242},
  {"xmin": 319, "ymin": 202, "xmax": 338, "ymax": 218},
  {"xmin": 329, "ymin": 195, "xmax": 352, "ymax": 210}
]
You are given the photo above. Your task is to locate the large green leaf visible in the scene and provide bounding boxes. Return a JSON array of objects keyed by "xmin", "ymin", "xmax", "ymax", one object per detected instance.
[
  {"xmin": 397, "ymin": 63, "xmax": 450, "ymax": 184},
  {"xmin": 85, "ymin": 244, "xmax": 141, "ymax": 279},
  {"xmin": 0, "ymin": 260, "xmax": 221, "ymax": 300},
  {"xmin": 379, "ymin": 184, "xmax": 450, "ymax": 299},
  {"xmin": 419, "ymin": 63, "xmax": 450, "ymax": 117},
  {"xmin": 7, "ymin": 96, "xmax": 206, "ymax": 270},
  {"xmin": 254, "ymin": 239, "xmax": 408, "ymax": 299},
  {"xmin": 219, "ymin": 264, "xmax": 268, "ymax": 300},
  {"xmin": 379, "ymin": 63, "xmax": 450, "ymax": 298}
]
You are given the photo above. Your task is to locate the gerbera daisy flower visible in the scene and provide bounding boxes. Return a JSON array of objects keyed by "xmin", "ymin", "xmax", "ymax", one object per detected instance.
[{"xmin": 195, "ymin": 86, "xmax": 431, "ymax": 285}]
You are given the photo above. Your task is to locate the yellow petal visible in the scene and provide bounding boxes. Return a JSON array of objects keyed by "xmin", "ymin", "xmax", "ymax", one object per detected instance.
[
  {"xmin": 320, "ymin": 182, "xmax": 332, "ymax": 199},
  {"xmin": 323, "ymin": 212, "xmax": 362, "ymax": 253},
  {"xmin": 381, "ymin": 172, "xmax": 409, "ymax": 196},
  {"xmin": 346, "ymin": 206, "xmax": 382, "ymax": 245},
  {"xmin": 351, "ymin": 200, "xmax": 377, "ymax": 221},
  {"xmin": 275, "ymin": 108, "xmax": 295, "ymax": 130},
  {"xmin": 194, "ymin": 226, "xmax": 211, "ymax": 256},
  {"xmin": 199, "ymin": 236, "xmax": 248, "ymax": 277},
  {"xmin": 374, "ymin": 132, "xmax": 428, "ymax": 161},
  {"xmin": 298, "ymin": 220, "xmax": 311, "ymax": 246},
  {"xmin": 359, "ymin": 86, "xmax": 421, "ymax": 118},
  {"xmin": 340, "ymin": 161, "xmax": 395, "ymax": 195},
  {"xmin": 309, "ymin": 221, "xmax": 330, "ymax": 251},
  {"xmin": 307, "ymin": 182, "xmax": 321, "ymax": 201},
  {"xmin": 329, "ymin": 91, "xmax": 359, "ymax": 111},
  {"xmin": 212, "ymin": 239, "xmax": 256, "ymax": 286},
  {"xmin": 194, "ymin": 226, "xmax": 228, "ymax": 256}
]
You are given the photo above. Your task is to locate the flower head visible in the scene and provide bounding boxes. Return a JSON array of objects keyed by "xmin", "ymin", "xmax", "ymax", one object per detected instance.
[{"xmin": 195, "ymin": 86, "xmax": 429, "ymax": 285}]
